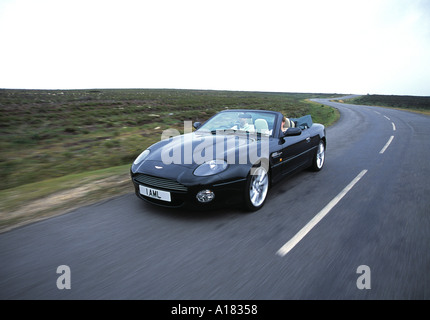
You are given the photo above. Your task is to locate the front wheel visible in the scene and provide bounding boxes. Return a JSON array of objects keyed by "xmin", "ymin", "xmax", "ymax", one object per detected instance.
[
  {"xmin": 243, "ymin": 166, "xmax": 269, "ymax": 212},
  {"xmin": 311, "ymin": 140, "xmax": 325, "ymax": 171}
]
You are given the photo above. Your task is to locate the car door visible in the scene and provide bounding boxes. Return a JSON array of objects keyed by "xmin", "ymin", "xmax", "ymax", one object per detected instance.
[{"xmin": 279, "ymin": 129, "xmax": 311, "ymax": 175}]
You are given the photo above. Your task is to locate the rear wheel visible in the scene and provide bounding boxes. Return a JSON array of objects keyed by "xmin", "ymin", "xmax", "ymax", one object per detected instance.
[
  {"xmin": 311, "ymin": 140, "xmax": 325, "ymax": 171},
  {"xmin": 243, "ymin": 166, "xmax": 269, "ymax": 211}
]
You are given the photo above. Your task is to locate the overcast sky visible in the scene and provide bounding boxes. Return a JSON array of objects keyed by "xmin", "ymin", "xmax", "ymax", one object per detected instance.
[{"xmin": 1, "ymin": 0, "xmax": 429, "ymax": 96}]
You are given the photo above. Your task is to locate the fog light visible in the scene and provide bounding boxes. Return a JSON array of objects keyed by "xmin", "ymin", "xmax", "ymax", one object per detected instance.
[{"xmin": 196, "ymin": 190, "xmax": 215, "ymax": 203}]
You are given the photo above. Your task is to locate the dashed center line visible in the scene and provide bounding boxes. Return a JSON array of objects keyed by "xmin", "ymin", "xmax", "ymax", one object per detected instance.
[
  {"xmin": 380, "ymin": 136, "xmax": 394, "ymax": 154},
  {"xmin": 276, "ymin": 107, "xmax": 395, "ymax": 257},
  {"xmin": 276, "ymin": 170, "xmax": 368, "ymax": 257}
]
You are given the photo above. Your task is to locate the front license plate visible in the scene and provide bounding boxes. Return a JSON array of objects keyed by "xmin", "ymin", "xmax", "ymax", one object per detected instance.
[{"xmin": 139, "ymin": 185, "xmax": 171, "ymax": 202}]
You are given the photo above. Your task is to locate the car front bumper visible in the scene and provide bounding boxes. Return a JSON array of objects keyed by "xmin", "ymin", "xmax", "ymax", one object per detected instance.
[{"xmin": 131, "ymin": 172, "xmax": 247, "ymax": 209}]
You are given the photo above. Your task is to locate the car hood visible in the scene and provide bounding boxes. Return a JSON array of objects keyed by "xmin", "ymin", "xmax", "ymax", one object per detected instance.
[{"xmin": 133, "ymin": 131, "xmax": 261, "ymax": 172}]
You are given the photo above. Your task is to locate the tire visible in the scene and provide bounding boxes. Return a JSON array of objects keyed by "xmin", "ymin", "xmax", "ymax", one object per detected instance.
[
  {"xmin": 311, "ymin": 140, "xmax": 325, "ymax": 171},
  {"xmin": 243, "ymin": 165, "xmax": 269, "ymax": 212}
]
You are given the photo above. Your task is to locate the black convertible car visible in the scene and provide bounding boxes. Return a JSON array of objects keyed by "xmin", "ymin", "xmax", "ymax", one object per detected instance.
[{"xmin": 131, "ymin": 109, "xmax": 326, "ymax": 211}]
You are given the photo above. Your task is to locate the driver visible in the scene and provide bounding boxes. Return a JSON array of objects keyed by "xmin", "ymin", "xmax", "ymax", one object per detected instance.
[
  {"xmin": 232, "ymin": 113, "xmax": 254, "ymax": 132},
  {"xmin": 281, "ymin": 116, "xmax": 295, "ymax": 132}
]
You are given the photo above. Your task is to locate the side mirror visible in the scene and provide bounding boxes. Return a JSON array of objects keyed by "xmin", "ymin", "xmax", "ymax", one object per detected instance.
[
  {"xmin": 193, "ymin": 122, "xmax": 202, "ymax": 130},
  {"xmin": 283, "ymin": 127, "xmax": 301, "ymax": 137}
]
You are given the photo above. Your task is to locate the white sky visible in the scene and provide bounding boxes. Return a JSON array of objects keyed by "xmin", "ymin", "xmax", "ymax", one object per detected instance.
[{"xmin": 0, "ymin": 0, "xmax": 429, "ymax": 96}]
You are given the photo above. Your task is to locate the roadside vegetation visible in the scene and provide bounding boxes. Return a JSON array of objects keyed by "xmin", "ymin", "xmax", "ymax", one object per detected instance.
[
  {"xmin": 340, "ymin": 94, "xmax": 430, "ymax": 114},
  {"xmin": 0, "ymin": 88, "xmax": 341, "ymax": 231}
]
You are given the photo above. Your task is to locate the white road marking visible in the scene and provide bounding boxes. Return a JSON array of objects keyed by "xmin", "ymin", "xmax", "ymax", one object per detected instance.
[
  {"xmin": 379, "ymin": 136, "xmax": 394, "ymax": 154},
  {"xmin": 384, "ymin": 115, "xmax": 391, "ymax": 121},
  {"xmin": 392, "ymin": 122, "xmax": 396, "ymax": 131},
  {"xmin": 374, "ymin": 111, "xmax": 381, "ymax": 115},
  {"xmin": 276, "ymin": 170, "xmax": 368, "ymax": 257}
]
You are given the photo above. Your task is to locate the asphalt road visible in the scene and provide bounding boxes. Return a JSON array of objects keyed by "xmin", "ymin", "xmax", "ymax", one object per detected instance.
[{"xmin": 1, "ymin": 97, "xmax": 429, "ymax": 300}]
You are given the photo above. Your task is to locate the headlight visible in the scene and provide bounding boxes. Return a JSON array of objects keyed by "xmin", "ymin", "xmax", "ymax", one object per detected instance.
[
  {"xmin": 193, "ymin": 160, "xmax": 227, "ymax": 176},
  {"xmin": 133, "ymin": 149, "xmax": 150, "ymax": 165}
]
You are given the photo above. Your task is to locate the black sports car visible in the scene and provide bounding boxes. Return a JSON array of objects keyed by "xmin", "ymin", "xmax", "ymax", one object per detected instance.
[{"xmin": 131, "ymin": 109, "xmax": 326, "ymax": 211}]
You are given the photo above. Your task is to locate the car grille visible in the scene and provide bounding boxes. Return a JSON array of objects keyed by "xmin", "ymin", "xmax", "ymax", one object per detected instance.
[{"xmin": 133, "ymin": 174, "xmax": 188, "ymax": 192}]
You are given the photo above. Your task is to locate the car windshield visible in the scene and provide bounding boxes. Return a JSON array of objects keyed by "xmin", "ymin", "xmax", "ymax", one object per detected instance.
[{"xmin": 198, "ymin": 111, "xmax": 276, "ymax": 136}]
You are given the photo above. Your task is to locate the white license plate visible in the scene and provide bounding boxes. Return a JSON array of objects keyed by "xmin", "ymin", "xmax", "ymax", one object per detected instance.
[{"xmin": 139, "ymin": 185, "xmax": 171, "ymax": 202}]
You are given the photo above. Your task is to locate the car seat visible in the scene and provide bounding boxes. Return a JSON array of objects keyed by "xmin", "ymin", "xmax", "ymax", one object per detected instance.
[{"xmin": 254, "ymin": 119, "xmax": 269, "ymax": 134}]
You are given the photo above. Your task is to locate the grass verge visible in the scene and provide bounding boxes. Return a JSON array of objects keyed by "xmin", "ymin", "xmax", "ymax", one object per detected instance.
[
  {"xmin": 306, "ymin": 99, "xmax": 340, "ymax": 127},
  {"xmin": 0, "ymin": 164, "xmax": 132, "ymax": 233}
]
